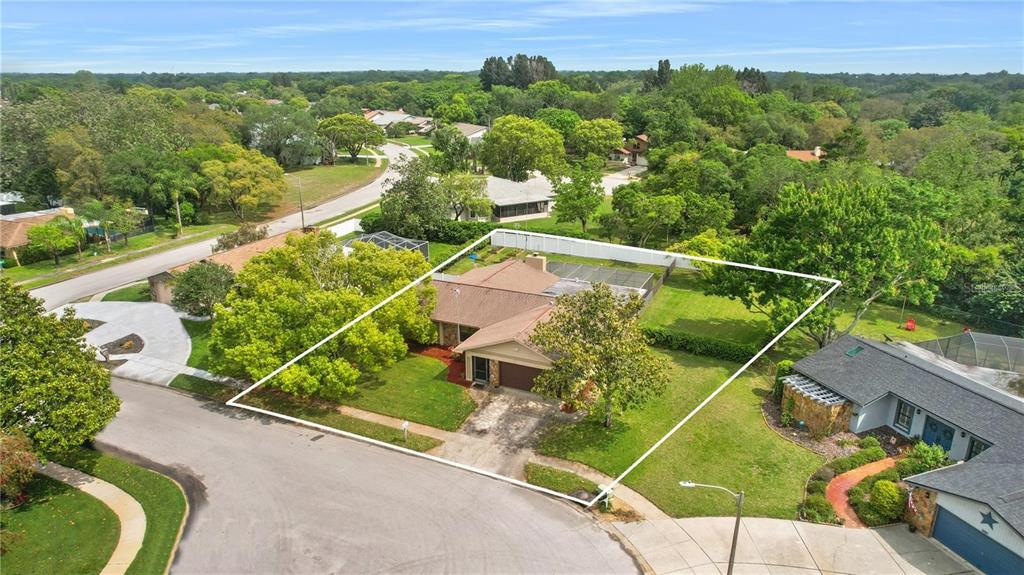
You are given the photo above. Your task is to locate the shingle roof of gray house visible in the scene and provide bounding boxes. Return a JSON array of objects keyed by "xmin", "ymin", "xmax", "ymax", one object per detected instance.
[{"xmin": 793, "ymin": 334, "xmax": 1024, "ymax": 536}]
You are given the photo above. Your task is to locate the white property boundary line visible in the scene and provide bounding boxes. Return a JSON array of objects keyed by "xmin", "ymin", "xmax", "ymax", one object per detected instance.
[{"xmin": 226, "ymin": 229, "xmax": 841, "ymax": 509}]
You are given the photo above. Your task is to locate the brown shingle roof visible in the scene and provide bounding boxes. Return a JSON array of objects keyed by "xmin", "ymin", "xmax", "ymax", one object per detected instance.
[
  {"xmin": 170, "ymin": 231, "xmax": 296, "ymax": 274},
  {"xmin": 431, "ymin": 280, "xmax": 555, "ymax": 329},
  {"xmin": 0, "ymin": 208, "xmax": 74, "ymax": 249},
  {"xmin": 786, "ymin": 149, "xmax": 823, "ymax": 162},
  {"xmin": 452, "ymin": 260, "xmax": 559, "ymax": 294},
  {"xmin": 454, "ymin": 304, "xmax": 553, "ymax": 354}
]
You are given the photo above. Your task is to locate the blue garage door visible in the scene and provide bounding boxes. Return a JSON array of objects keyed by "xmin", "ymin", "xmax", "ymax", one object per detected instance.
[{"xmin": 933, "ymin": 506, "xmax": 1024, "ymax": 574}]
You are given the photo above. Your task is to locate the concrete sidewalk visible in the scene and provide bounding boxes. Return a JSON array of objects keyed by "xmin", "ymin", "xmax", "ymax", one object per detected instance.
[
  {"xmin": 614, "ymin": 517, "xmax": 977, "ymax": 574},
  {"xmin": 39, "ymin": 462, "xmax": 147, "ymax": 575}
]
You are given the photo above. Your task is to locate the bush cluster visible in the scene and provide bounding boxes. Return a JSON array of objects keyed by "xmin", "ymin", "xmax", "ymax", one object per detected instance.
[
  {"xmin": 896, "ymin": 441, "xmax": 950, "ymax": 477},
  {"xmin": 799, "ymin": 494, "xmax": 838, "ymax": 524},
  {"xmin": 642, "ymin": 326, "xmax": 762, "ymax": 362},
  {"xmin": 358, "ymin": 214, "xmax": 495, "ymax": 245},
  {"xmin": 828, "ymin": 446, "xmax": 887, "ymax": 475},
  {"xmin": 847, "ymin": 469, "xmax": 907, "ymax": 526},
  {"xmin": 806, "ymin": 479, "xmax": 827, "ymax": 495},
  {"xmin": 857, "ymin": 435, "xmax": 881, "ymax": 449},
  {"xmin": 773, "ymin": 359, "xmax": 794, "ymax": 401}
]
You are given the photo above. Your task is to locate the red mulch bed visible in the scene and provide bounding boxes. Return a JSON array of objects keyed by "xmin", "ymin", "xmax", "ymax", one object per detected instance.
[{"xmin": 412, "ymin": 344, "xmax": 472, "ymax": 388}]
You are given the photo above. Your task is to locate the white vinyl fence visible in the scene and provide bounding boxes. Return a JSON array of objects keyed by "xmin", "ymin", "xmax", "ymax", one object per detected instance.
[
  {"xmin": 490, "ymin": 229, "xmax": 698, "ymax": 270},
  {"xmin": 325, "ymin": 217, "xmax": 362, "ymax": 237}
]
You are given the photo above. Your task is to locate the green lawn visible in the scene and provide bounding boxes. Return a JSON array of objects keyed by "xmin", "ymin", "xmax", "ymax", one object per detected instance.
[
  {"xmin": 272, "ymin": 163, "xmax": 383, "ymax": 219},
  {"xmin": 170, "ymin": 373, "xmax": 230, "ymax": 398},
  {"xmin": 5, "ymin": 222, "xmax": 235, "ymax": 289},
  {"xmin": 56, "ymin": 449, "xmax": 187, "ymax": 575},
  {"xmin": 102, "ymin": 281, "xmax": 152, "ymax": 303},
  {"xmin": 0, "ymin": 474, "xmax": 120, "ymax": 575},
  {"xmin": 537, "ymin": 350, "xmax": 823, "ymax": 518},
  {"xmin": 342, "ymin": 354, "xmax": 477, "ymax": 431},
  {"xmin": 242, "ymin": 388, "xmax": 443, "ymax": 452},
  {"xmin": 389, "ymin": 135, "xmax": 432, "ymax": 146},
  {"xmin": 643, "ymin": 271, "xmax": 771, "ymax": 346},
  {"xmin": 429, "ymin": 242, "xmax": 468, "ymax": 267},
  {"xmin": 181, "ymin": 319, "xmax": 212, "ymax": 370},
  {"xmin": 525, "ymin": 463, "xmax": 599, "ymax": 496}
]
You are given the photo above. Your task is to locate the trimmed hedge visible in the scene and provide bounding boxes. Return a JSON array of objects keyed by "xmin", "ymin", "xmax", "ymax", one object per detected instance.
[
  {"xmin": 828, "ymin": 446, "xmax": 887, "ymax": 475},
  {"xmin": 857, "ymin": 435, "xmax": 881, "ymax": 449},
  {"xmin": 896, "ymin": 441, "xmax": 950, "ymax": 478},
  {"xmin": 642, "ymin": 326, "xmax": 762, "ymax": 362},
  {"xmin": 806, "ymin": 479, "xmax": 827, "ymax": 495},
  {"xmin": 357, "ymin": 216, "xmax": 494, "ymax": 245}
]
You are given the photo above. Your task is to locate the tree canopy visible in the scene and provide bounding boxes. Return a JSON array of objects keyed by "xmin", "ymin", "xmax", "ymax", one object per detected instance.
[
  {"xmin": 0, "ymin": 279, "xmax": 120, "ymax": 457},
  {"xmin": 317, "ymin": 113, "xmax": 385, "ymax": 163},
  {"xmin": 480, "ymin": 115, "xmax": 565, "ymax": 181}
]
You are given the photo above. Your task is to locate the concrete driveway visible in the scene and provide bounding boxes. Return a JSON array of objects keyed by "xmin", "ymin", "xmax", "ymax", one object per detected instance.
[
  {"xmin": 436, "ymin": 388, "xmax": 579, "ymax": 479},
  {"xmin": 99, "ymin": 378, "xmax": 639, "ymax": 574},
  {"xmin": 63, "ymin": 301, "xmax": 191, "ymax": 385},
  {"xmin": 614, "ymin": 517, "xmax": 977, "ymax": 574},
  {"xmin": 602, "ymin": 166, "xmax": 646, "ymax": 195}
]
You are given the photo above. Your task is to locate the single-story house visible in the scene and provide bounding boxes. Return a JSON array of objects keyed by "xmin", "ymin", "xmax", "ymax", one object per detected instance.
[
  {"xmin": 0, "ymin": 191, "xmax": 25, "ymax": 215},
  {"xmin": 148, "ymin": 231, "xmax": 297, "ymax": 304},
  {"xmin": 432, "ymin": 256, "xmax": 653, "ymax": 390},
  {"xmin": 0, "ymin": 206, "xmax": 76, "ymax": 266},
  {"xmin": 342, "ymin": 230, "xmax": 429, "ymax": 259},
  {"xmin": 364, "ymin": 109, "xmax": 433, "ymax": 134},
  {"xmin": 455, "ymin": 175, "xmax": 555, "ymax": 223},
  {"xmin": 452, "ymin": 122, "xmax": 488, "ymax": 144},
  {"xmin": 786, "ymin": 146, "xmax": 825, "ymax": 162},
  {"xmin": 784, "ymin": 335, "xmax": 1024, "ymax": 573}
]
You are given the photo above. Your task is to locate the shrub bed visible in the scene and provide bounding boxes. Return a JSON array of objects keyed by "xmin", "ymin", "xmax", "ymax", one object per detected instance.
[
  {"xmin": 848, "ymin": 469, "xmax": 906, "ymax": 526},
  {"xmin": 896, "ymin": 442, "xmax": 950, "ymax": 478},
  {"xmin": 799, "ymin": 494, "xmax": 839, "ymax": 524},
  {"xmin": 828, "ymin": 446, "xmax": 886, "ymax": 475},
  {"xmin": 642, "ymin": 326, "xmax": 763, "ymax": 362}
]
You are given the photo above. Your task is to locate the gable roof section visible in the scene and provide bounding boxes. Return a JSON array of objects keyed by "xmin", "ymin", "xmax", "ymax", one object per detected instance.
[
  {"xmin": 0, "ymin": 208, "xmax": 74, "ymax": 248},
  {"xmin": 453, "ymin": 122, "xmax": 487, "ymax": 138},
  {"xmin": 453, "ymin": 303, "xmax": 554, "ymax": 356},
  {"xmin": 452, "ymin": 259, "xmax": 559, "ymax": 294},
  {"xmin": 485, "ymin": 175, "xmax": 555, "ymax": 206},
  {"xmin": 795, "ymin": 334, "xmax": 1024, "ymax": 534},
  {"xmin": 431, "ymin": 280, "xmax": 554, "ymax": 329}
]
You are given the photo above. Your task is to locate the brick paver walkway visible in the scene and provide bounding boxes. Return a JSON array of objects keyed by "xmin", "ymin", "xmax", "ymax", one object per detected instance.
[{"xmin": 826, "ymin": 457, "xmax": 898, "ymax": 528}]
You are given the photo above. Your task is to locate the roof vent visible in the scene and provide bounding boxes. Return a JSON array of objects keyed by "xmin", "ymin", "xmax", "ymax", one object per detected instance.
[{"xmin": 845, "ymin": 345, "xmax": 865, "ymax": 357}]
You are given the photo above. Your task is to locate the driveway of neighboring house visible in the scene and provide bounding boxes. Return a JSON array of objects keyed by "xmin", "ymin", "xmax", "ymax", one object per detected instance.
[
  {"xmin": 61, "ymin": 301, "xmax": 191, "ymax": 385},
  {"xmin": 602, "ymin": 165, "xmax": 646, "ymax": 195},
  {"xmin": 616, "ymin": 517, "xmax": 977, "ymax": 575},
  {"xmin": 435, "ymin": 388, "xmax": 581, "ymax": 479}
]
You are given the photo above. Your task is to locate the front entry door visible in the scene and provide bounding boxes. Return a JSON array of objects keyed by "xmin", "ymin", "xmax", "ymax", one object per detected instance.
[
  {"xmin": 472, "ymin": 356, "xmax": 490, "ymax": 383},
  {"xmin": 922, "ymin": 416, "xmax": 955, "ymax": 451}
]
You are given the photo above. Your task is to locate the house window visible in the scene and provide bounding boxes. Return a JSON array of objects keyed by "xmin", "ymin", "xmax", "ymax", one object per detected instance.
[
  {"xmin": 966, "ymin": 438, "xmax": 990, "ymax": 460},
  {"xmin": 472, "ymin": 356, "xmax": 490, "ymax": 383},
  {"xmin": 894, "ymin": 400, "xmax": 914, "ymax": 433},
  {"xmin": 458, "ymin": 325, "xmax": 477, "ymax": 342}
]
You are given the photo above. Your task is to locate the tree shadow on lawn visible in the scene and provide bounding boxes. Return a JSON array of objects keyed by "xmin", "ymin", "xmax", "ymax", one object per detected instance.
[{"xmin": 537, "ymin": 415, "xmax": 632, "ymax": 456}]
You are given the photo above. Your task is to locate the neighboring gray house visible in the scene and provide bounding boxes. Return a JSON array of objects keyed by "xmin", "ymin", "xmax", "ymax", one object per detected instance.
[
  {"xmin": 456, "ymin": 175, "xmax": 554, "ymax": 223},
  {"xmin": 452, "ymin": 122, "xmax": 488, "ymax": 144},
  {"xmin": 785, "ymin": 334, "xmax": 1024, "ymax": 573}
]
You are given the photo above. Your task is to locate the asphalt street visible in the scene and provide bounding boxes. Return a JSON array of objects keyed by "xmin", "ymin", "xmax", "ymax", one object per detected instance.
[
  {"xmin": 97, "ymin": 378, "xmax": 640, "ymax": 574},
  {"xmin": 30, "ymin": 144, "xmax": 412, "ymax": 311}
]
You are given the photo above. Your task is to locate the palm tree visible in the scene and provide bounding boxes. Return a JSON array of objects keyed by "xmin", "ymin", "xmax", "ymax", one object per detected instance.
[{"xmin": 55, "ymin": 215, "xmax": 87, "ymax": 260}]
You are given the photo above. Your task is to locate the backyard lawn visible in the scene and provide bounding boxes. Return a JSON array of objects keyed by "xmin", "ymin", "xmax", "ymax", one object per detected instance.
[
  {"xmin": 537, "ymin": 350, "xmax": 823, "ymax": 518},
  {"xmin": 56, "ymin": 449, "xmax": 187, "ymax": 575},
  {"xmin": 181, "ymin": 318, "xmax": 212, "ymax": 370},
  {"xmin": 102, "ymin": 281, "xmax": 152, "ymax": 302},
  {"xmin": 0, "ymin": 474, "xmax": 120, "ymax": 575},
  {"xmin": 270, "ymin": 163, "xmax": 383, "ymax": 219},
  {"xmin": 342, "ymin": 353, "xmax": 476, "ymax": 431}
]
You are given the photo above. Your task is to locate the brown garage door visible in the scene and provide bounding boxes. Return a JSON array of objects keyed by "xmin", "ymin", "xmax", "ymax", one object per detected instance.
[{"xmin": 499, "ymin": 362, "xmax": 543, "ymax": 391}]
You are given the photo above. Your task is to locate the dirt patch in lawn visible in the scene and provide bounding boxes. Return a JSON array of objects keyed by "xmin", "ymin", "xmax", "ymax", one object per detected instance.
[
  {"xmin": 101, "ymin": 333, "xmax": 144, "ymax": 355},
  {"xmin": 83, "ymin": 319, "xmax": 106, "ymax": 332}
]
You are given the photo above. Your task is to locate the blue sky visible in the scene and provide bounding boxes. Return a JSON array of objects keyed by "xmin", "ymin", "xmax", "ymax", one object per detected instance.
[{"xmin": 2, "ymin": 1, "xmax": 1021, "ymax": 74}]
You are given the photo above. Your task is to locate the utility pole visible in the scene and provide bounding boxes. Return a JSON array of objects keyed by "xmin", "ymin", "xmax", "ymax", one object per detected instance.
[{"xmin": 680, "ymin": 481, "xmax": 744, "ymax": 575}]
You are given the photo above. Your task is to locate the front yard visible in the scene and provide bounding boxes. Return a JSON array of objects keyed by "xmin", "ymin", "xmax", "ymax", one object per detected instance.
[
  {"xmin": 0, "ymin": 474, "xmax": 119, "ymax": 574},
  {"xmin": 342, "ymin": 353, "xmax": 476, "ymax": 431},
  {"xmin": 269, "ymin": 163, "xmax": 383, "ymax": 219},
  {"xmin": 537, "ymin": 350, "xmax": 824, "ymax": 518}
]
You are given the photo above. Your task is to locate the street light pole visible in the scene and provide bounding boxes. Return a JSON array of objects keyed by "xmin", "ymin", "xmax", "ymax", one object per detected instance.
[
  {"xmin": 680, "ymin": 481, "xmax": 744, "ymax": 575},
  {"xmin": 297, "ymin": 175, "xmax": 305, "ymax": 229}
]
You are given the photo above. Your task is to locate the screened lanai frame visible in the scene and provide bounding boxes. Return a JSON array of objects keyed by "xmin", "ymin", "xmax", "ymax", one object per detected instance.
[{"xmin": 917, "ymin": 332, "xmax": 1024, "ymax": 374}]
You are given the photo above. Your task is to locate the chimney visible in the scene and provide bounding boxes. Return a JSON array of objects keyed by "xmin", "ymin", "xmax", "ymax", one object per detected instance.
[
  {"xmin": 813, "ymin": 146, "xmax": 822, "ymax": 158},
  {"xmin": 524, "ymin": 254, "xmax": 547, "ymax": 273}
]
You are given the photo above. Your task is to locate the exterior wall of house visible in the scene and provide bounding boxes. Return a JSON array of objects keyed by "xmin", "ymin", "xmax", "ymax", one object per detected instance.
[
  {"xmin": 906, "ymin": 486, "xmax": 939, "ymax": 536},
  {"xmin": 849, "ymin": 395, "xmax": 897, "ymax": 433},
  {"xmin": 782, "ymin": 383, "xmax": 852, "ymax": 435},
  {"xmin": 462, "ymin": 342, "xmax": 551, "ymax": 388},
  {"xmin": 850, "ymin": 393, "xmax": 980, "ymax": 461},
  {"xmin": 148, "ymin": 274, "xmax": 174, "ymax": 304},
  {"xmin": 437, "ymin": 321, "xmax": 460, "ymax": 347},
  {"xmin": 935, "ymin": 492, "xmax": 1024, "ymax": 559}
]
